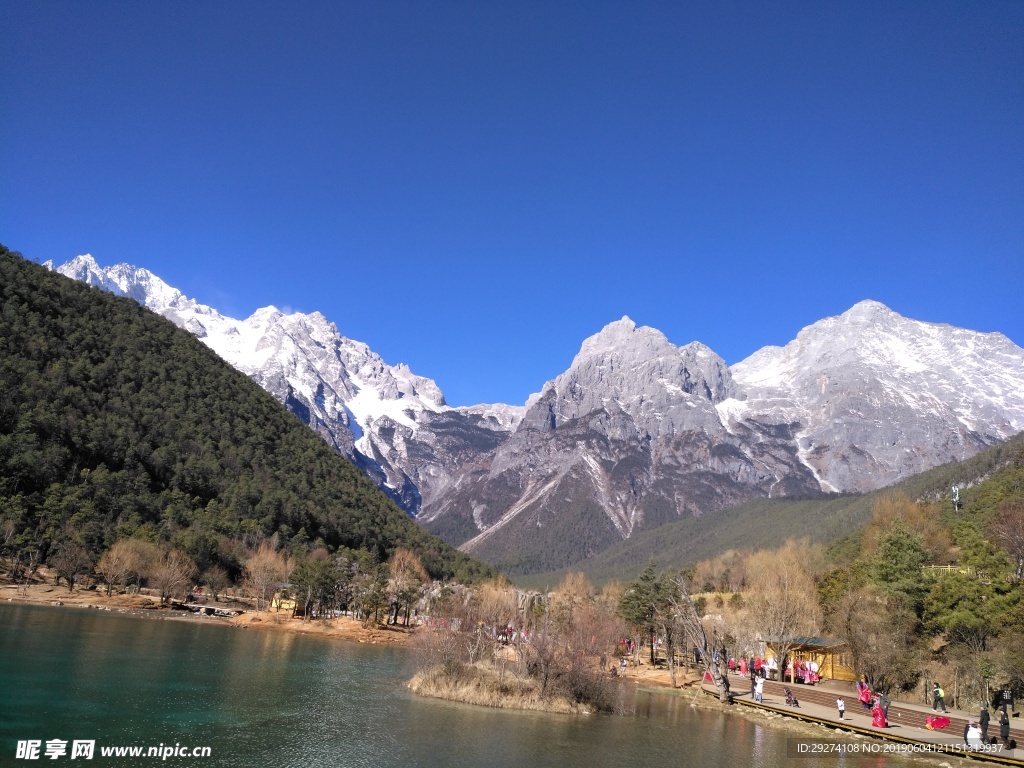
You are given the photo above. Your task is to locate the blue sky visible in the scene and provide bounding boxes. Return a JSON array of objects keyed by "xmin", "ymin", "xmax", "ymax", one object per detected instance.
[{"xmin": 3, "ymin": 2, "xmax": 1022, "ymax": 406}]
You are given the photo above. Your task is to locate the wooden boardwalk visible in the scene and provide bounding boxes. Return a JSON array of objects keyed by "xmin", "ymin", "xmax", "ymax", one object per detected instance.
[{"xmin": 702, "ymin": 673, "xmax": 1024, "ymax": 766}]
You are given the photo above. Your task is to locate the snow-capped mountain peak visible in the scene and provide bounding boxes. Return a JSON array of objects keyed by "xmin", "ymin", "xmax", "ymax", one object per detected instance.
[
  {"xmin": 47, "ymin": 254, "xmax": 120, "ymax": 293},
  {"xmin": 536, "ymin": 315, "xmax": 734, "ymax": 438},
  {"xmin": 732, "ymin": 300, "xmax": 1024, "ymax": 491},
  {"xmin": 575, "ymin": 315, "xmax": 678, "ymax": 360}
]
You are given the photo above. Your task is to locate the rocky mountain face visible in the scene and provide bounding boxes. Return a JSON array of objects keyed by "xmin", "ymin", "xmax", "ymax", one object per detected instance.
[
  {"xmin": 423, "ymin": 318, "xmax": 822, "ymax": 572},
  {"xmin": 51, "ymin": 256, "xmax": 1024, "ymax": 575}
]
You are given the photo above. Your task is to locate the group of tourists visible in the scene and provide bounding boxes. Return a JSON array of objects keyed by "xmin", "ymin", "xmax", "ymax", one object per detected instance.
[
  {"xmin": 730, "ymin": 654, "xmax": 820, "ymax": 684},
  {"xmin": 848, "ymin": 679, "xmax": 1016, "ymax": 750},
  {"xmin": 714, "ymin": 649, "xmax": 1019, "ymax": 753},
  {"xmin": 734, "ymin": 655, "xmax": 776, "ymax": 680},
  {"xmin": 786, "ymin": 659, "xmax": 821, "ymax": 685},
  {"xmin": 740, "ymin": 667, "xmax": 1017, "ymax": 752},
  {"xmin": 963, "ymin": 704, "xmax": 1015, "ymax": 749},
  {"xmin": 834, "ymin": 692, "xmax": 889, "ymax": 727},
  {"xmin": 183, "ymin": 583, "xmax": 205, "ymax": 604},
  {"xmin": 836, "ymin": 678, "xmax": 891, "ymax": 728},
  {"xmin": 929, "ymin": 684, "xmax": 1007, "ymax": 753}
]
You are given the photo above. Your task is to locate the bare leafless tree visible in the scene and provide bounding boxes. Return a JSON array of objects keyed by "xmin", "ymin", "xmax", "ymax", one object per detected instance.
[
  {"xmin": 412, "ymin": 612, "xmax": 464, "ymax": 677},
  {"xmin": 990, "ymin": 500, "xmax": 1024, "ymax": 582},
  {"xmin": 473, "ymin": 578, "xmax": 519, "ymax": 681},
  {"xmin": 150, "ymin": 549, "xmax": 198, "ymax": 605},
  {"xmin": 49, "ymin": 542, "xmax": 92, "ymax": 592},
  {"xmin": 243, "ymin": 542, "xmax": 287, "ymax": 611},
  {"xmin": 523, "ymin": 602, "xmax": 560, "ymax": 694},
  {"xmin": 744, "ymin": 541, "xmax": 821, "ymax": 684},
  {"xmin": 665, "ymin": 572, "xmax": 732, "ymax": 702},
  {"xmin": 832, "ymin": 585, "xmax": 921, "ymax": 692},
  {"xmin": 96, "ymin": 538, "xmax": 156, "ymax": 596},
  {"xmin": 1, "ymin": 517, "xmax": 16, "ymax": 549},
  {"xmin": 1, "ymin": 516, "xmax": 19, "ymax": 576},
  {"xmin": 388, "ymin": 548, "xmax": 429, "ymax": 625},
  {"xmin": 202, "ymin": 565, "xmax": 230, "ymax": 602}
]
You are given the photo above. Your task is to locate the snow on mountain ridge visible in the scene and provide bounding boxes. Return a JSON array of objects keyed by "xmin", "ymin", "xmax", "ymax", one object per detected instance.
[
  {"xmin": 455, "ymin": 403, "xmax": 525, "ymax": 431},
  {"xmin": 733, "ymin": 299, "xmax": 1024, "ymax": 420},
  {"xmin": 731, "ymin": 299, "xmax": 1024, "ymax": 491},
  {"xmin": 52, "ymin": 256, "xmax": 460, "ymax": 417}
]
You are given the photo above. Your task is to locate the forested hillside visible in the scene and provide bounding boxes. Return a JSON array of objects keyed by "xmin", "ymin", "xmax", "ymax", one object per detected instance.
[{"xmin": 0, "ymin": 246, "xmax": 494, "ymax": 583}]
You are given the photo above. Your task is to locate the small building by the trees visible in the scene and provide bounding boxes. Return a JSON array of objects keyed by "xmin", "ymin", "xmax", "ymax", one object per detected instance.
[{"xmin": 764, "ymin": 636, "xmax": 855, "ymax": 683}]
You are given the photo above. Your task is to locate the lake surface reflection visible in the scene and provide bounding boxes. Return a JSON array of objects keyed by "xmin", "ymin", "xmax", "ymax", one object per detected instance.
[{"xmin": 1, "ymin": 604, "xmax": 914, "ymax": 767}]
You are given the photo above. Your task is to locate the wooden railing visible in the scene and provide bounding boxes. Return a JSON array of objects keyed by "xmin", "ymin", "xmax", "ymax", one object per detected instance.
[
  {"xmin": 920, "ymin": 564, "xmax": 990, "ymax": 583},
  {"xmin": 921, "ymin": 564, "xmax": 975, "ymax": 575}
]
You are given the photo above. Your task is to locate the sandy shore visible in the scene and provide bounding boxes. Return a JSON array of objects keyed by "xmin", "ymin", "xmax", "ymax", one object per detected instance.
[
  {"xmin": 229, "ymin": 609, "xmax": 414, "ymax": 644},
  {"xmin": 1, "ymin": 579, "xmax": 414, "ymax": 645},
  {"xmin": 3, "ymin": 580, "xmax": 169, "ymax": 612}
]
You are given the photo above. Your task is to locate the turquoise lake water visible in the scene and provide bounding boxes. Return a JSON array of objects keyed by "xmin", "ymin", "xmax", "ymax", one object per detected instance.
[{"xmin": 1, "ymin": 603, "xmax": 919, "ymax": 767}]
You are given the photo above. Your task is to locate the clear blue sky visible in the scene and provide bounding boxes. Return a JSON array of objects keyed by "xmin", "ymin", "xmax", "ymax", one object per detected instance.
[{"xmin": 3, "ymin": 2, "xmax": 1022, "ymax": 406}]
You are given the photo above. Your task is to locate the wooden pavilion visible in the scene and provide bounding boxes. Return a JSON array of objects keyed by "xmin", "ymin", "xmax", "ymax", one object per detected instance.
[{"xmin": 764, "ymin": 636, "xmax": 856, "ymax": 683}]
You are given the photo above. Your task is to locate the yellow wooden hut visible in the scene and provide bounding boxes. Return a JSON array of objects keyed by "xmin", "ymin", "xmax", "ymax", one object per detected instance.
[{"xmin": 765, "ymin": 636, "xmax": 856, "ymax": 683}]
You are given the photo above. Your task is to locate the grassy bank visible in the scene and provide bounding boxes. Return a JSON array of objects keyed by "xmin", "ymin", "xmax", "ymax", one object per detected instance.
[{"xmin": 408, "ymin": 662, "xmax": 597, "ymax": 714}]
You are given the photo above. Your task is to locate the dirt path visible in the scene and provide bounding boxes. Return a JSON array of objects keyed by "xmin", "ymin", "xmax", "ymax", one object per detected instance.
[{"xmin": 610, "ymin": 658, "xmax": 704, "ymax": 690}]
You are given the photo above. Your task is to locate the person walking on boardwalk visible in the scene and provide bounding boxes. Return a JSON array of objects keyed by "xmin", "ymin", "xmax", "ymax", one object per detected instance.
[
  {"xmin": 754, "ymin": 675, "xmax": 764, "ymax": 703},
  {"xmin": 979, "ymin": 705, "xmax": 990, "ymax": 744},
  {"xmin": 999, "ymin": 709, "xmax": 1011, "ymax": 748},
  {"xmin": 872, "ymin": 698, "xmax": 888, "ymax": 728},
  {"xmin": 932, "ymin": 682, "xmax": 947, "ymax": 713},
  {"xmin": 857, "ymin": 680, "xmax": 873, "ymax": 711},
  {"xmin": 837, "ymin": 697, "xmax": 845, "ymax": 720},
  {"xmin": 879, "ymin": 692, "xmax": 891, "ymax": 721}
]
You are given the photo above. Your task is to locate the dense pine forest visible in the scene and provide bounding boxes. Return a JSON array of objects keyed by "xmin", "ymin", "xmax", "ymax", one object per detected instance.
[{"xmin": 0, "ymin": 246, "xmax": 494, "ymax": 584}]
